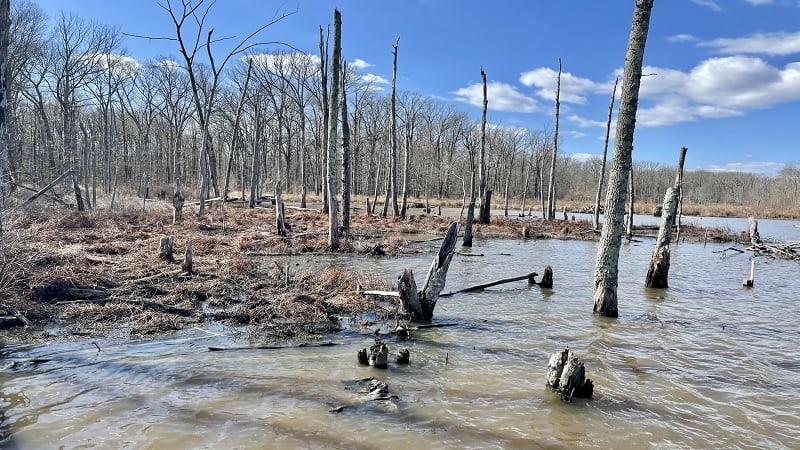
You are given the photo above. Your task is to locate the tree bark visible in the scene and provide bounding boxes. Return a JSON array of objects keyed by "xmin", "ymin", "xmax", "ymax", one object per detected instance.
[
  {"xmin": 593, "ymin": 76, "xmax": 619, "ymax": 230},
  {"xmin": 387, "ymin": 38, "xmax": 400, "ymax": 217},
  {"xmin": 0, "ymin": 0, "xmax": 8, "ymax": 210},
  {"xmin": 319, "ymin": 26, "xmax": 330, "ymax": 214},
  {"xmin": 593, "ymin": 0, "xmax": 655, "ymax": 317},
  {"xmin": 181, "ymin": 239, "xmax": 193, "ymax": 274},
  {"xmin": 645, "ymin": 146, "xmax": 686, "ymax": 288},
  {"xmin": 625, "ymin": 165, "xmax": 635, "ymax": 240},
  {"xmin": 340, "ymin": 61, "xmax": 351, "ymax": 233},
  {"xmin": 326, "ymin": 9, "xmax": 342, "ymax": 249}
]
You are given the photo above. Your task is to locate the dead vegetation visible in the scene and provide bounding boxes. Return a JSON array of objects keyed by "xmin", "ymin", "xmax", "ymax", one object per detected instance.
[{"xmin": 0, "ymin": 198, "xmax": 742, "ymax": 343}]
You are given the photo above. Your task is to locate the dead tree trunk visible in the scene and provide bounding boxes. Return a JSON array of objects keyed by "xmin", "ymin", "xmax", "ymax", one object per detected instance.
[
  {"xmin": 159, "ymin": 236, "xmax": 174, "ymax": 261},
  {"xmin": 181, "ymin": 239, "xmax": 193, "ymax": 274},
  {"xmin": 748, "ymin": 216, "xmax": 760, "ymax": 245},
  {"xmin": 326, "ymin": 9, "xmax": 342, "ymax": 250},
  {"xmin": 275, "ymin": 184, "xmax": 286, "ymax": 236},
  {"xmin": 340, "ymin": 61, "xmax": 351, "ymax": 233},
  {"xmin": 625, "ymin": 165, "xmax": 635, "ymax": 240},
  {"xmin": 593, "ymin": 0, "xmax": 654, "ymax": 317},
  {"xmin": 71, "ymin": 172, "xmax": 85, "ymax": 211},
  {"xmin": 22, "ymin": 170, "xmax": 73, "ymax": 206},
  {"xmin": 173, "ymin": 178, "xmax": 185, "ymax": 224},
  {"xmin": 645, "ymin": 146, "xmax": 687, "ymax": 288},
  {"xmin": 477, "ymin": 67, "xmax": 490, "ymax": 224},
  {"xmin": 546, "ymin": 58, "xmax": 562, "ymax": 220},
  {"xmin": 398, "ymin": 222, "xmax": 459, "ymax": 321},
  {"xmin": 593, "ymin": 77, "xmax": 619, "ymax": 230}
]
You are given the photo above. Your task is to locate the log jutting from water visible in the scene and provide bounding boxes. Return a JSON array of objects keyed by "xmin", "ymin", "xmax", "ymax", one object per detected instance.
[
  {"xmin": 439, "ymin": 271, "xmax": 538, "ymax": 298},
  {"xmin": 545, "ymin": 346, "xmax": 594, "ymax": 402}
]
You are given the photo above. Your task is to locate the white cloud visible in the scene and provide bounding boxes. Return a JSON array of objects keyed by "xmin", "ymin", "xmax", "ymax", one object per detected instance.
[
  {"xmin": 567, "ymin": 114, "xmax": 606, "ymax": 128},
  {"xmin": 518, "ymin": 67, "xmax": 605, "ymax": 104},
  {"xmin": 632, "ymin": 57, "xmax": 800, "ymax": 126},
  {"xmin": 691, "ymin": 0, "xmax": 722, "ymax": 11},
  {"xmin": 698, "ymin": 31, "xmax": 800, "ymax": 56},
  {"xmin": 248, "ymin": 52, "xmax": 320, "ymax": 73},
  {"xmin": 566, "ymin": 131, "xmax": 588, "ymax": 139},
  {"xmin": 360, "ymin": 73, "xmax": 389, "ymax": 85},
  {"xmin": 668, "ymin": 34, "xmax": 698, "ymax": 43},
  {"xmin": 452, "ymin": 81, "xmax": 538, "ymax": 113},
  {"xmin": 350, "ymin": 58, "xmax": 371, "ymax": 70},
  {"xmin": 743, "ymin": 0, "xmax": 773, "ymax": 5},
  {"xmin": 708, "ymin": 161, "xmax": 784, "ymax": 174},
  {"xmin": 81, "ymin": 53, "xmax": 142, "ymax": 77}
]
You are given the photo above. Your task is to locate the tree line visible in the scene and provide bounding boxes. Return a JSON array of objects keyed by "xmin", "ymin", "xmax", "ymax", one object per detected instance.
[{"xmin": 5, "ymin": 0, "xmax": 798, "ymax": 218}]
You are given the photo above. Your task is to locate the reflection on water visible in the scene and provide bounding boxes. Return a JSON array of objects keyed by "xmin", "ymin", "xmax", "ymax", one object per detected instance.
[{"xmin": 2, "ymin": 221, "xmax": 799, "ymax": 449}]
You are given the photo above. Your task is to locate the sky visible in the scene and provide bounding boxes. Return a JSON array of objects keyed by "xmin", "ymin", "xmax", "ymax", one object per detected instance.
[{"xmin": 32, "ymin": 0, "xmax": 800, "ymax": 175}]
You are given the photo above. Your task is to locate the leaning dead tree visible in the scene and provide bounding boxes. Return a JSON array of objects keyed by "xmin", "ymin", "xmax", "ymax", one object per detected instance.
[
  {"xmin": 592, "ymin": 76, "xmax": 619, "ymax": 230},
  {"xmin": 593, "ymin": 0, "xmax": 655, "ymax": 317},
  {"xmin": 645, "ymin": 146, "xmax": 687, "ymax": 288}
]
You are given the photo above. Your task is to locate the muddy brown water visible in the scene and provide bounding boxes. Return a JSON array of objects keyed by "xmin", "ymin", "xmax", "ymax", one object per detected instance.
[{"xmin": 1, "ymin": 218, "xmax": 799, "ymax": 449}]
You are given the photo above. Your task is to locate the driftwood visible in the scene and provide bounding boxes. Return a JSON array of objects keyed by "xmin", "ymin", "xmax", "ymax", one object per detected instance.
[
  {"xmin": 546, "ymin": 347, "xmax": 594, "ymax": 402},
  {"xmin": 329, "ymin": 377, "xmax": 399, "ymax": 413}
]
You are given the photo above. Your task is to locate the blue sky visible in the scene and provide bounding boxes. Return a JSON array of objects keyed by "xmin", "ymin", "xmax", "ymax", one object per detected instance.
[{"xmin": 33, "ymin": 0, "xmax": 800, "ymax": 174}]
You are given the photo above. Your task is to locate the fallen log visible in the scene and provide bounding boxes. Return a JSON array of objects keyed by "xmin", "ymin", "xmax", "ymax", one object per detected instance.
[
  {"xmin": 439, "ymin": 271, "xmax": 538, "ymax": 297},
  {"xmin": 208, "ymin": 342, "xmax": 338, "ymax": 351},
  {"xmin": 22, "ymin": 170, "xmax": 73, "ymax": 206}
]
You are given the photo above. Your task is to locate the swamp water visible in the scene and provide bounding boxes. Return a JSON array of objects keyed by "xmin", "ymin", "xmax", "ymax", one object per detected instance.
[{"xmin": 1, "ymin": 218, "xmax": 799, "ymax": 449}]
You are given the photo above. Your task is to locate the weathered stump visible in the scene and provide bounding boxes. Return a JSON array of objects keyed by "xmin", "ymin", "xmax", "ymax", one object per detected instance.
[
  {"xmin": 546, "ymin": 347, "xmax": 593, "ymax": 402},
  {"xmin": 652, "ymin": 205, "xmax": 663, "ymax": 217},
  {"xmin": 173, "ymin": 179, "xmax": 185, "ymax": 224},
  {"xmin": 522, "ymin": 226, "xmax": 530, "ymax": 238},
  {"xmin": 396, "ymin": 348, "xmax": 410, "ymax": 364},
  {"xmin": 478, "ymin": 190, "xmax": 492, "ymax": 224},
  {"xmin": 748, "ymin": 217, "xmax": 760, "ymax": 245},
  {"xmin": 398, "ymin": 268, "xmax": 423, "ymax": 320},
  {"xmin": 181, "ymin": 239, "xmax": 193, "ymax": 274},
  {"xmin": 358, "ymin": 338, "xmax": 389, "ymax": 369},
  {"xmin": 159, "ymin": 236, "xmax": 174, "ymax": 261},
  {"xmin": 538, "ymin": 265, "xmax": 553, "ymax": 288}
]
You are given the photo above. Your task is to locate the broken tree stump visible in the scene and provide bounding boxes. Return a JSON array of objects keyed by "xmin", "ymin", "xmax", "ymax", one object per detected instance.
[
  {"xmin": 396, "ymin": 348, "xmax": 410, "ymax": 364},
  {"xmin": 173, "ymin": 179, "xmax": 185, "ymax": 224},
  {"xmin": 159, "ymin": 236, "xmax": 174, "ymax": 261},
  {"xmin": 538, "ymin": 265, "xmax": 553, "ymax": 288},
  {"xmin": 182, "ymin": 239, "xmax": 193, "ymax": 274},
  {"xmin": 358, "ymin": 337, "xmax": 389, "ymax": 369},
  {"xmin": 546, "ymin": 347, "xmax": 594, "ymax": 402},
  {"xmin": 398, "ymin": 268, "xmax": 423, "ymax": 320},
  {"xmin": 748, "ymin": 217, "xmax": 760, "ymax": 245},
  {"xmin": 645, "ymin": 147, "xmax": 686, "ymax": 289}
]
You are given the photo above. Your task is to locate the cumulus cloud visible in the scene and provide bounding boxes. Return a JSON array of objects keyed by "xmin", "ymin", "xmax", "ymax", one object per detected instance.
[
  {"xmin": 698, "ymin": 31, "xmax": 800, "ymax": 56},
  {"xmin": 743, "ymin": 0, "xmax": 773, "ymax": 5},
  {"xmin": 452, "ymin": 81, "xmax": 537, "ymax": 113},
  {"xmin": 518, "ymin": 67, "xmax": 606, "ymax": 104},
  {"xmin": 81, "ymin": 53, "xmax": 142, "ymax": 76},
  {"xmin": 360, "ymin": 73, "xmax": 389, "ymax": 85},
  {"xmin": 350, "ymin": 58, "xmax": 371, "ymax": 69},
  {"xmin": 248, "ymin": 52, "xmax": 320, "ymax": 73}
]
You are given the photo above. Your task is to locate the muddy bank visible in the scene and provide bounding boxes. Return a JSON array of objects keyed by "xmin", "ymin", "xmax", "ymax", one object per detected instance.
[{"xmin": 0, "ymin": 201, "xmax": 742, "ymax": 344}]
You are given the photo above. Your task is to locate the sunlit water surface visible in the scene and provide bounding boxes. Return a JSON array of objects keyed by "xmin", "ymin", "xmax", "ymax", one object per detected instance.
[{"xmin": 1, "ymin": 218, "xmax": 799, "ymax": 449}]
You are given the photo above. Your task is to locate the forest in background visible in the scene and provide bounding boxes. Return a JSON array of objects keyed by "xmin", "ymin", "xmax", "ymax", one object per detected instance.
[{"xmin": 6, "ymin": 0, "xmax": 800, "ymax": 219}]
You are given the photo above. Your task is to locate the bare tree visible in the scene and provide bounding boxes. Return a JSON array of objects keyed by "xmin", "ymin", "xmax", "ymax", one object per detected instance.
[
  {"xmin": 326, "ymin": 9, "xmax": 341, "ymax": 249},
  {"xmin": 382, "ymin": 38, "xmax": 400, "ymax": 217},
  {"xmin": 546, "ymin": 58, "xmax": 561, "ymax": 220},
  {"xmin": 593, "ymin": 0, "xmax": 655, "ymax": 317},
  {"xmin": 0, "ymin": 0, "xmax": 8, "ymax": 212},
  {"xmin": 593, "ymin": 76, "xmax": 619, "ymax": 229},
  {"xmin": 477, "ymin": 66, "xmax": 490, "ymax": 224}
]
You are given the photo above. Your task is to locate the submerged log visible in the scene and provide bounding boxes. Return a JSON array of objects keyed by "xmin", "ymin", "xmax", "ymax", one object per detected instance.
[{"xmin": 546, "ymin": 346, "xmax": 593, "ymax": 402}]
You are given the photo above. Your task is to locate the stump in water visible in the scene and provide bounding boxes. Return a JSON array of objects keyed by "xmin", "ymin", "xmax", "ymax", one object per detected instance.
[
  {"xmin": 538, "ymin": 265, "xmax": 554, "ymax": 288},
  {"xmin": 748, "ymin": 217, "xmax": 760, "ymax": 245},
  {"xmin": 478, "ymin": 190, "xmax": 492, "ymax": 224},
  {"xmin": 159, "ymin": 236, "xmax": 174, "ymax": 261},
  {"xmin": 398, "ymin": 222, "xmax": 459, "ymax": 321},
  {"xmin": 358, "ymin": 337, "xmax": 389, "ymax": 369},
  {"xmin": 182, "ymin": 239, "xmax": 193, "ymax": 274},
  {"xmin": 645, "ymin": 147, "xmax": 686, "ymax": 289},
  {"xmin": 396, "ymin": 348, "xmax": 410, "ymax": 364},
  {"xmin": 546, "ymin": 347, "xmax": 594, "ymax": 402}
]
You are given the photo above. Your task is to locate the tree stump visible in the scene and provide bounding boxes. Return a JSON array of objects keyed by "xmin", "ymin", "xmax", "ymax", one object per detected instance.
[
  {"xmin": 396, "ymin": 348, "xmax": 410, "ymax": 364},
  {"xmin": 546, "ymin": 347, "xmax": 593, "ymax": 402},
  {"xmin": 159, "ymin": 236, "xmax": 174, "ymax": 261},
  {"xmin": 538, "ymin": 265, "xmax": 553, "ymax": 288},
  {"xmin": 748, "ymin": 217, "xmax": 760, "ymax": 245},
  {"xmin": 182, "ymin": 239, "xmax": 193, "ymax": 274},
  {"xmin": 358, "ymin": 337, "xmax": 389, "ymax": 369},
  {"xmin": 173, "ymin": 179, "xmax": 185, "ymax": 224},
  {"xmin": 478, "ymin": 189, "xmax": 492, "ymax": 224}
]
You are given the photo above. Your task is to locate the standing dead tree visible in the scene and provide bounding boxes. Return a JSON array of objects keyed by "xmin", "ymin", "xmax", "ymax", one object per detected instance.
[
  {"xmin": 546, "ymin": 58, "xmax": 562, "ymax": 220},
  {"xmin": 645, "ymin": 146, "xmax": 687, "ymax": 288},
  {"xmin": 593, "ymin": 0, "xmax": 655, "ymax": 317},
  {"xmin": 326, "ymin": 9, "xmax": 342, "ymax": 249},
  {"xmin": 593, "ymin": 77, "xmax": 619, "ymax": 230},
  {"xmin": 477, "ymin": 66, "xmax": 490, "ymax": 224},
  {"xmin": 382, "ymin": 38, "xmax": 400, "ymax": 217}
]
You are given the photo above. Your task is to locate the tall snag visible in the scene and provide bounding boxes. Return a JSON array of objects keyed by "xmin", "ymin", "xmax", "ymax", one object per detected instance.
[
  {"xmin": 645, "ymin": 146, "xmax": 687, "ymax": 288},
  {"xmin": 477, "ymin": 66, "xmax": 490, "ymax": 224},
  {"xmin": 593, "ymin": 0, "xmax": 655, "ymax": 317},
  {"xmin": 546, "ymin": 58, "xmax": 562, "ymax": 220},
  {"xmin": 593, "ymin": 76, "xmax": 619, "ymax": 230},
  {"xmin": 326, "ymin": 9, "xmax": 342, "ymax": 249}
]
